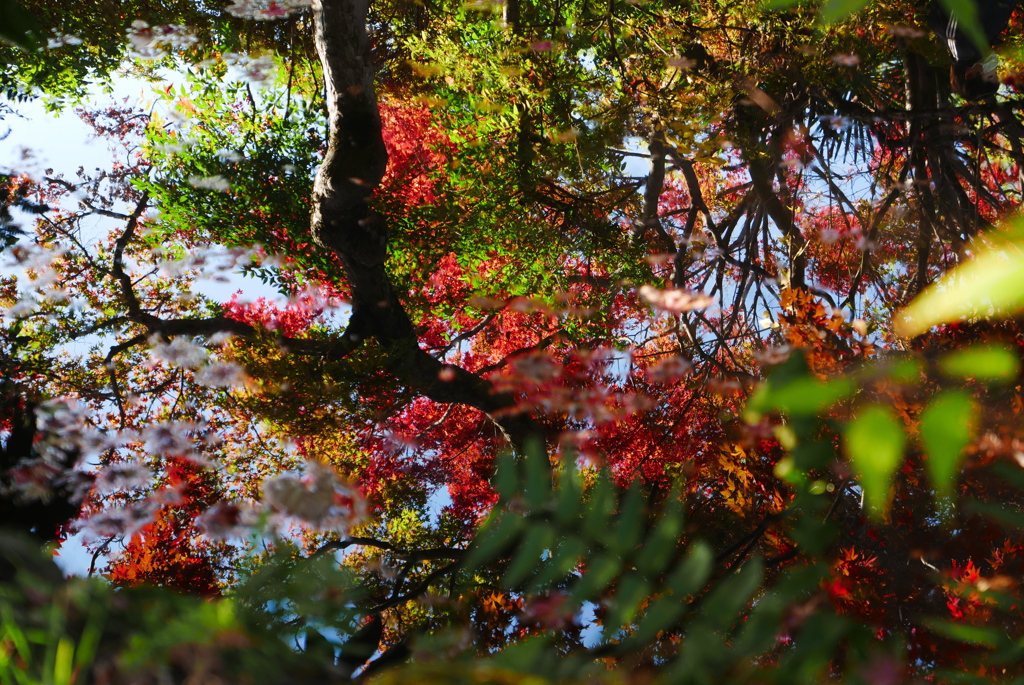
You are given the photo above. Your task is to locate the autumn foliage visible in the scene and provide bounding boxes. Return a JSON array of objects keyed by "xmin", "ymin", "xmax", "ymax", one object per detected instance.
[{"xmin": 5, "ymin": 0, "xmax": 1024, "ymax": 682}]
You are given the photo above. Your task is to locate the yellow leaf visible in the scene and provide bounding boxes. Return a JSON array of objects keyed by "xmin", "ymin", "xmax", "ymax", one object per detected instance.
[{"xmin": 895, "ymin": 219, "xmax": 1024, "ymax": 337}]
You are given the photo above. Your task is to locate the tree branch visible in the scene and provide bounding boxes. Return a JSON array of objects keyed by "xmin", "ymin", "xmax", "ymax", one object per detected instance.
[{"xmin": 309, "ymin": 0, "xmax": 546, "ymax": 454}]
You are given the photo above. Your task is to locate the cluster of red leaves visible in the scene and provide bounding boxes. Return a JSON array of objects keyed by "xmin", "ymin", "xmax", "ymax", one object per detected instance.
[
  {"xmin": 107, "ymin": 459, "xmax": 221, "ymax": 596},
  {"xmin": 378, "ymin": 98, "xmax": 455, "ymax": 207},
  {"xmin": 222, "ymin": 290, "xmax": 326, "ymax": 337}
]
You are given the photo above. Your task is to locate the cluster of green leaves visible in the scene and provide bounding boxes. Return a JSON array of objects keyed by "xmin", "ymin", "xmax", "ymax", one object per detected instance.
[
  {"xmin": 138, "ymin": 70, "xmax": 335, "ymax": 291},
  {"xmin": 3, "ymin": 338, "xmax": 1024, "ymax": 683},
  {"xmin": 0, "ymin": 531, "xmax": 369, "ymax": 684},
  {"xmin": 0, "ymin": 0, "xmax": 305, "ymax": 106},
  {"xmin": 748, "ymin": 340, "xmax": 1020, "ymax": 519}
]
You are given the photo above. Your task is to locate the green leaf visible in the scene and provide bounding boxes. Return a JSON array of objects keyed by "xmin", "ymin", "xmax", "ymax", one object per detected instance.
[
  {"xmin": 895, "ymin": 219, "xmax": 1024, "ymax": 336},
  {"xmin": 920, "ymin": 390, "xmax": 976, "ymax": 500},
  {"xmin": 818, "ymin": 0, "xmax": 871, "ymax": 24},
  {"xmin": 745, "ymin": 374, "xmax": 854, "ymax": 421},
  {"xmin": 462, "ymin": 514, "xmax": 522, "ymax": 570},
  {"xmin": 611, "ymin": 482, "xmax": 645, "ymax": 554},
  {"xmin": 939, "ymin": 344, "xmax": 1020, "ymax": 384},
  {"xmin": 606, "ymin": 571, "xmax": 652, "ymax": 630},
  {"xmin": 700, "ymin": 557, "xmax": 763, "ymax": 631},
  {"xmin": 967, "ymin": 499, "xmax": 1024, "ymax": 530},
  {"xmin": 844, "ymin": 405, "xmax": 906, "ymax": 518},
  {"xmin": 667, "ymin": 542, "xmax": 713, "ymax": 597},
  {"xmin": 531, "ymin": 538, "xmax": 587, "ymax": 589},
  {"xmin": 53, "ymin": 637, "xmax": 74, "ymax": 685},
  {"xmin": 501, "ymin": 522, "xmax": 556, "ymax": 588},
  {"xmin": 582, "ymin": 476, "xmax": 615, "ymax": 540},
  {"xmin": 492, "ymin": 451, "xmax": 519, "ymax": 501},
  {"xmin": 635, "ymin": 497, "xmax": 683, "ymax": 576},
  {"xmin": 555, "ymin": 458, "xmax": 582, "ymax": 526},
  {"xmin": 522, "ymin": 437, "xmax": 550, "ymax": 511},
  {"xmin": 761, "ymin": 0, "xmax": 799, "ymax": 10},
  {"xmin": 938, "ymin": 0, "xmax": 989, "ymax": 56},
  {"xmin": 0, "ymin": 0, "xmax": 40, "ymax": 50},
  {"xmin": 626, "ymin": 603, "xmax": 684, "ymax": 647},
  {"xmin": 922, "ymin": 618, "xmax": 1007, "ymax": 647},
  {"xmin": 883, "ymin": 357, "xmax": 924, "ymax": 384},
  {"xmin": 572, "ymin": 553, "xmax": 622, "ymax": 602}
]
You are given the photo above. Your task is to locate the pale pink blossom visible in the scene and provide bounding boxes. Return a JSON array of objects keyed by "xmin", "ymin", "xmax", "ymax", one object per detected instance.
[
  {"xmin": 197, "ymin": 500, "xmax": 260, "ymax": 539},
  {"xmin": 94, "ymin": 461, "xmax": 153, "ymax": 494},
  {"xmin": 143, "ymin": 422, "xmax": 199, "ymax": 459},
  {"xmin": 644, "ymin": 355, "xmax": 693, "ymax": 382},
  {"xmin": 82, "ymin": 500, "xmax": 159, "ymax": 538},
  {"xmin": 149, "ymin": 336, "xmax": 208, "ymax": 369},
  {"xmin": 513, "ymin": 353, "xmax": 562, "ymax": 383},
  {"xmin": 263, "ymin": 460, "xmax": 366, "ymax": 533},
  {"xmin": 638, "ymin": 285, "xmax": 714, "ymax": 314},
  {"xmin": 194, "ymin": 361, "xmax": 249, "ymax": 389},
  {"xmin": 224, "ymin": 0, "xmax": 311, "ymax": 20},
  {"xmin": 187, "ymin": 175, "xmax": 231, "ymax": 192},
  {"xmin": 753, "ymin": 345, "xmax": 793, "ymax": 366}
]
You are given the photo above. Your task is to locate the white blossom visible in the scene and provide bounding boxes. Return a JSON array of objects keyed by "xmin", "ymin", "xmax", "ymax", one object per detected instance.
[
  {"xmin": 224, "ymin": 0, "xmax": 312, "ymax": 20},
  {"xmin": 2, "ymin": 460, "xmax": 61, "ymax": 502},
  {"xmin": 819, "ymin": 228, "xmax": 841, "ymax": 244},
  {"xmin": 47, "ymin": 32, "xmax": 83, "ymax": 48},
  {"xmin": 638, "ymin": 285, "xmax": 715, "ymax": 314},
  {"xmin": 644, "ymin": 355, "xmax": 693, "ymax": 382},
  {"xmin": 143, "ymin": 422, "xmax": 199, "ymax": 459},
  {"xmin": 94, "ymin": 460, "xmax": 153, "ymax": 494},
  {"xmin": 197, "ymin": 500, "xmax": 260, "ymax": 540},
  {"xmin": 263, "ymin": 460, "xmax": 366, "ymax": 533},
  {"xmin": 512, "ymin": 353, "xmax": 562, "ymax": 383},
  {"xmin": 753, "ymin": 345, "xmax": 793, "ymax": 366},
  {"xmin": 187, "ymin": 175, "xmax": 231, "ymax": 192},
  {"xmin": 216, "ymin": 148, "xmax": 244, "ymax": 162},
  {"xmin": 81, "ymin": 500, "xmax": 158, "ymax": 539},
  {"xmin": 35, "ymin": 400, "xmax": 101, "ymax": 456},
  {"xmin": 205, "ymin": 331, "xmax": 236, "ymax": 348},
  {"xmin": 194, "ymin": 361, "xmax": 249, "ymax": 389},
  {"xmin": 150, "ymin": 336, "xmax": 208, "ymax": 369},
  {"xmin": 128, "ymin": 21, "xmax": 197, "ymax": 59}
]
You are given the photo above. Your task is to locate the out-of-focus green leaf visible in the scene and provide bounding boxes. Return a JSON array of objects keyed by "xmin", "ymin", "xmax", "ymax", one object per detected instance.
[
  {"xmin": 667, "ymin": 542, "xmax": 713, "ymax": 597},
  {"xmin": 938, "ymin": 0, "xmax": 989, "ymax": 55},
  {"xmin": 635, "ymin": 496, "xmax": 683, "ymax": 576},
  {"xmin": 606, "ymin": 571, "xmax": 652, "ymax": 629},
  {"xmin": 555, "ymin": 458, "xmax": 582, "ymax": 526},
  {"xmin": 53, "ymin": 636, "xmax": 74, "ymax": 685},
  {"xmin": 968, "ymin": 499, "xmax": 1024, "ymax": 530},
  {"xmin": 0, "ymin": 0, "xmax": 40, "ymax": 50},
  {"xmin": 582, "ymin": 476, "xmax": 615, "ymax": 540},
  {"xmin": 895, "ymin": 220, "xmax": 1024, "ymax": 336},
  {"xmin": 501, "ymin": 522, "xmax": 555, "ymax": 588},
  {"xmin": 523, "ymin": 437, "xmax": 550, "ymax": 510},
  {"xmin": 745, "ymin": 376, "xmax": 855, "ymax": 421},
  {"xmin": 627, "ymin": 598, "xmax": 686, "ymax": 646},
  {"xmin": 883, "ymin": 357, "xmax": 924, "ymax": 384},
  {"xmin": 572, "ymin": 553, "xmax": 621, "ymax": 602},
  {"xmin": 922, "ymin": 619, "xmax": 1007, "ymax": 647},
  {"xmin": 611, "ymin": 482, "xmax": 645, "ymax": 554},
  {"xmin": 462, "ymin": 514, "xmax": 522, "ymax": 570},
  {"xmin": 700, "ymin": 558, "xmax": 763, "ymax": 630},
  {"xmin": 492, "ymin": 451, "xmax": 519, "ymax": 501},
  {"xmin": 939, "ymin": 344, "xmax": 1020, "ymax": 383},
  {"xmin": 844, "ymin": 405, "xmax": 905, "ymax": 518},
  {"xmin": 920, "ymin": 390, "xmax": 976, "ymax": 500},
  {"xmin": 531, "ymin": 538, "xmax": 586, "ymax": 589},
  {"xmin": 819, "ymin": 0, "xmax": 872, "ymax": 24}
]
